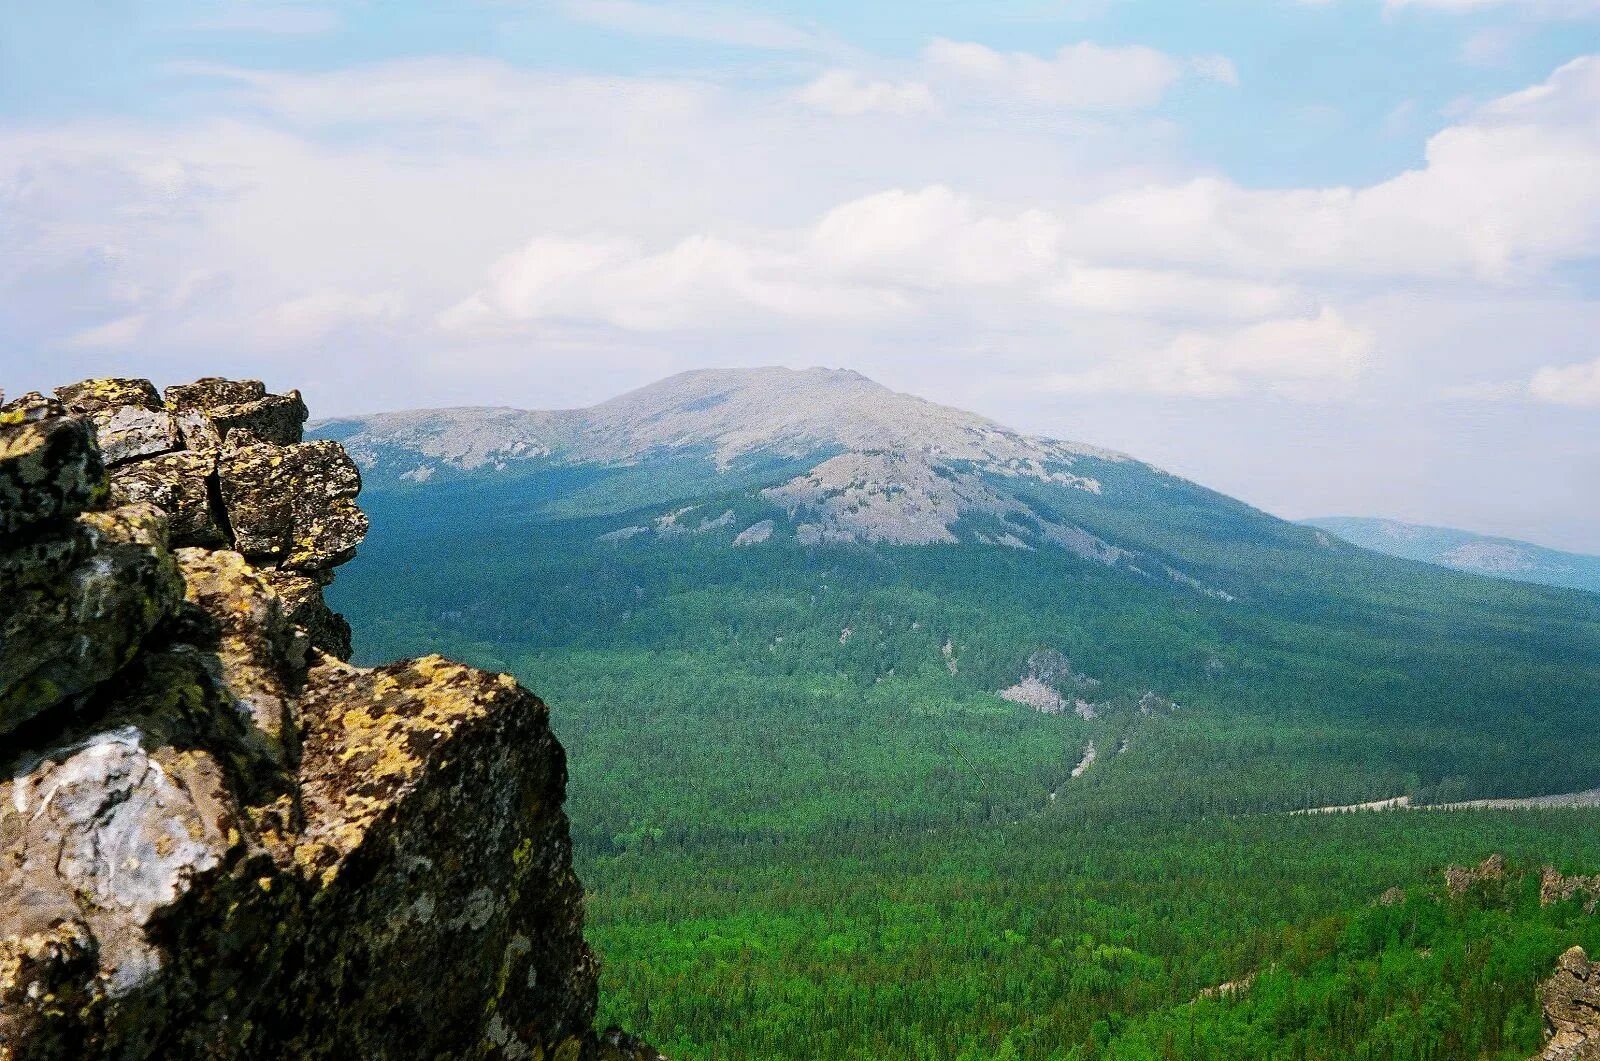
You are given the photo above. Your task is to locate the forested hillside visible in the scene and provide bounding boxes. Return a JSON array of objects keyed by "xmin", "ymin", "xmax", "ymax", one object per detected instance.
[{"xmin": 320, "ymin": 368, "xmax": 1600, "ymax": 1057}]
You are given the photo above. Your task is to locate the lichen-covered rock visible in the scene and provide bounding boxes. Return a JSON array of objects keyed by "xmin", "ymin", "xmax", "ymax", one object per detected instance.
[
  {"xmin": 0, "ymin": 723, "xmax": 240, "ymax": 1002},
  {"xmin": 0, "ymin": 394, "xmax": 57, "ymax": 419},
  {"xmin": 1536, "ymin": 946, "xmax": 1600, "ymax": 1060},
  {"xmin": 164, "ymin": 379, "xmax": 306, "ymax": 451},
  {"xmin": 107, "ymin": 449, "xmax": 222, "ymax": 546},
  {"xmin": 0, "ymin": 921, "xmax": 100, "ymax": 1058},
  {"xmin": 0, "ymin": 504, "xmax": 181, "ymax": 735},
  {"xmin": 260, "ymin": 568, "xmax": 353, "ymax": 661},
  {"xmin": 0, "ymin": 408, "xmax": 107, "ymax": 539},
  {"xmin": 174, "ymin": 548, "xmax": 305, "ymax": 768},
  {"xmin": 280, "ymin": 656, "xmax": 602, "ymax": 1057},
  {"xmin": 53, "ymin": 379, "xmax": 179, "ymax": 466},
  {"xmin": 219, "ymin": 440, "xmax": 367, "ymax": 570},
  {"xmin": 0, "ymin": 375, "xmax": 654, "ymax": 1061}
]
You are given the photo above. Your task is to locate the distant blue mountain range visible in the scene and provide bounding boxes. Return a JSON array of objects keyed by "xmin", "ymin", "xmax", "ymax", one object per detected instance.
[{"xmin": 1303, "ymin": 517, "xmax": 1600, "ymax": 594}]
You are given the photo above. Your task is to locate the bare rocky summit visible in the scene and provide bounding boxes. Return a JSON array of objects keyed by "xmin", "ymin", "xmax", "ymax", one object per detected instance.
[
  {"xmin": 0, "ymin": 380, "xmax": 655, "ymax": 1060},
  {"xmin": 324, "ymin": 366, "xmax": 1122, "ymax": 476},
  {"xmin": 322, "ymin": 368, "xmax": 1245, "ymax": 595}
]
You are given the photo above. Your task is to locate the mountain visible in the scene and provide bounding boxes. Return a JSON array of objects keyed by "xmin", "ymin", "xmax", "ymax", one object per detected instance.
[
  {"xmin": 315, "ymin": 365, "xmax": 1600, "ymax": 1058},
  {"xmin": 1305, "ymin": 516, "xmax": 1600, "ymax": 594},
  {"xmin": 319, "ymin": 366, "xmax": 1317, "ymax": 599},
  {"xmin": 317, "ymin": 365, "xmax": 1600, "ymax": 812}
]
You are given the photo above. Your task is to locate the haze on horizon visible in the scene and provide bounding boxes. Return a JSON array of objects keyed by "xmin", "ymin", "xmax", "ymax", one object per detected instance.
[{"xmin": 3, "ymin": 1, "xmax": 1598, "ymax": 551}]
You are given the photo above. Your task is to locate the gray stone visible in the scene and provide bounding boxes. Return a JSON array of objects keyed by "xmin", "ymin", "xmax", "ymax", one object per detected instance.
[
  {"xmin": 108, "ymin": 449, "xmax": 223, "ymax": 546},
  {"xmin": 0, "ymin": 504, "xmax": 181, "ymax": 735},
  {"xmin": 53, "ymin": 379, "xmax": 180, "ymax": 466},
  {"xmin": 219, "ymin": 440, "xmax": 367, "ymax": 570},
  {"xmin": 0, "ymin": 408, "xmax": 107, "ymax": 540}
]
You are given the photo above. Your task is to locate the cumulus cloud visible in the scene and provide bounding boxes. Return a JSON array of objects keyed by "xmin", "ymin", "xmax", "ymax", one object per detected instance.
[
  {"xmin": 1044, "ymin": 308, "xmax": 1374, "ymax": 399},
  {"xmin": 440, "ymin": 234, "xmax": 905, "ymax": 333},
  {"xmin": 1528, "ymin": 357, "xmax": 1600, "ymax": 405},
  {"xmin": 1066, "ymin": 56, "xmax": 1600, "ymax": 282},
  {"xmin": 1045, "ymin": 265, "xmax": 1304, "ymax": 322},
  {"xmin": 795, "ymin": 71, "xmax": 935, "ymax": 116},
  {"xmin": 2, "ymin": 52, "xmax": 1597, "ymax": 408},
  {"xmin": 807, "ymin": 186, "xmax": 1060, "ymax": 288}
]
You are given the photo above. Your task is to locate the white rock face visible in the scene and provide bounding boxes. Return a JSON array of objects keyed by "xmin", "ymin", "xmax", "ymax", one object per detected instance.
[
  {"xmin": 733, "ymin": 520, "xmax": 774, "ymax": 546},
  {"xmin": 763, "ymin": 452, "xmax": 1013, "ymax": 546},
  {"xmin": 1439, "ymin": 541, "xmax": 1538, "ymax": 573},
  {"xmin": 1071, "ymin": 742, "xmax": 1097, "ymax": 778},
  {"xmin": 998, "ymin": 677, "xmax": 1067, "ymax": 715}
]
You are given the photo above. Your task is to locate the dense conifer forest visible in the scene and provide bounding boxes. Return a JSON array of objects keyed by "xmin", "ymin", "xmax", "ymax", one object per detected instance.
[{"xmin": 329, "ymin": 472, "xmax": 1600, "ymax": 1057}]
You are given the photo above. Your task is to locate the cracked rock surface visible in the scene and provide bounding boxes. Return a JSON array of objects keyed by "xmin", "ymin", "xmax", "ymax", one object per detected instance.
[
  {"xmin": 0, "ymin": 378, "xmax": 658, "ymax": 1061},
  {"xmin": 1538, "ymin": 947, "xmax": 1600, "ymax": 1061}
]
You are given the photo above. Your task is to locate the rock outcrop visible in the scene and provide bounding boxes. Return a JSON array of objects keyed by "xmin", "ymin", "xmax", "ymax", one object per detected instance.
[
  {"xmin": 1444, "ymin": 853, "xmax": 1507, "ymax": 896},
  {"xmin": 1537, "ymin": 947, "xmax": 1600, "ymax": 1061},
  {"xmin": 0, "ymin": 379, "xmax": 657, "ymax": 1060},
  {"xmin": 1544, "ymin": 868, "xmax": 1600, "ymax": 914}
]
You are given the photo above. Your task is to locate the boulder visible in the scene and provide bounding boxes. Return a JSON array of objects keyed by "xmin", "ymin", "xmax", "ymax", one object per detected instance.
[
  {"xmin": 0, "ymin": 652, "xmax": 630, "ymax": 1060},
  {"xmin": 164, "ymin": 379, "xmax": 306, "ymax": 451},
  {"xmin": 0, "ymin": 504, "xmax": 181, "ymax": 735},
  {"xmin": 107, "ymin": 449, "xmax": 223, "ymax": 547},
  {"xmin": 1445, "ymin": 853, "xmax": 1506, "ymax": 896},
  {"xmin": 0, "ymin": 408, "xmax": 107, "ymax": 540},
  {"xmin": 284, "ymin": 655, "xmax": 602, "ymax": 1057},
  {"xmin": 1541, "ymin": 868, "xmax": 1600, "ymax": 914},
  {"xmin": 52, "ymin": 379, "xmax": 179, "ymax": 466},
  {"xmin": 219, "ymin": 440, "xmax": 367, "ymax": 570}
]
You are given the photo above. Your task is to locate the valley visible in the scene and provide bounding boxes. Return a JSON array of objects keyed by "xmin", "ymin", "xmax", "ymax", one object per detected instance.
[{"xmin": 321, "ymin": 367, "xmax": 1600, "ymax": 1058}]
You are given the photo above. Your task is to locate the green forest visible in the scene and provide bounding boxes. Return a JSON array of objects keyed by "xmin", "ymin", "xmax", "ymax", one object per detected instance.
[{"xmin": 328, "ymin": 465, "xmax": 1600, "ymax": 1058}]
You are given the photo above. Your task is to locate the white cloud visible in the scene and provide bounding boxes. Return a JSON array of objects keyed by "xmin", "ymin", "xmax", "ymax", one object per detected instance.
[
  {"xmin": 1529, "ymin": 357, "xmax": 1600, "ymax": 405},
  {"xmin": 795, "ymin": 71, "xmax": 935, "ymax": 116},
  {"xmin": 172, "ymin": 59, "xmax": 710, "ymax": 138},
  {"xmin": 441, "ymin": 233, "xmax": 905, "ymax": 333},
  {"xmin": 923, "ymin": 38, "xmax": 1188, "ymax": 110},
  {"xmin": 1046, "ymin": 265, "xmax": 1304, "ymax": 322},
  {"xmin": 269, "ymin": 290, "xmax": 406, "ymax": 342},
  {"xmin": 808, "ymin": 186, "xmax": 1060, "ymax": 288},
  {"xmin": 3, "ymin": 53, "xmax": 1596, "ymax": 410},
  {"xmin": 1046, "ymin": 307, "xmax": 1375, "ymax": 398},
  {"xmin": 1067, "ymin": 56, "xmax": 1600, "ymax": 282},
  {"xmin": 1386, "ymin": 0, "xmax": 1600, "ymax": 13},
  {"xmin": 67, "ymin": 313, "xmax": 149, "ymax": 350}
]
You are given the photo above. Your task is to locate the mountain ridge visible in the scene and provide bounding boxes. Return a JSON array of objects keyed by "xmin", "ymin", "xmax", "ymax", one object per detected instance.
[
  {"xmin": 313, "ymin": 366, "xmax": 1274, "ymax": 600},
  {"xmin": 314, "ymin": 365, "xmax": 1129, "ymax": 478},
  {"xmin": 1305, "ymin": 515, "xmax": 1600, "ymax": 594}
]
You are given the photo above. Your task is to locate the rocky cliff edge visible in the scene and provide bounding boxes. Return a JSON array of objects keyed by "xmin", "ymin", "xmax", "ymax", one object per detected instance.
[{"xmin": 0, "ymin": 378, "xmax": 657, "ymax": 1060}]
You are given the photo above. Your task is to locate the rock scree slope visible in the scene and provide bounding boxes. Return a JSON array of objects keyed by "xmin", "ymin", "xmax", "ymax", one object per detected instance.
[{"xmin": 0, "ymin": 378, "xmax": 657, "ymax": 1060}]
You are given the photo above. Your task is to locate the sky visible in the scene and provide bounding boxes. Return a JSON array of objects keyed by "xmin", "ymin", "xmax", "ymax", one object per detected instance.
[{"xmin": 3, "ymin": 2, "xmax": 1599, "ymax": 550}]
